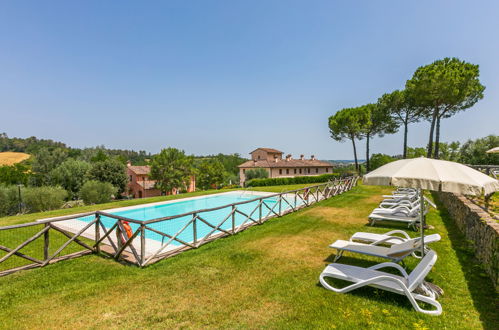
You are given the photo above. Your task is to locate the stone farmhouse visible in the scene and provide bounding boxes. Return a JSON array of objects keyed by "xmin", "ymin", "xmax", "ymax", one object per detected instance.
[{"xmin": 238, "ymin": 148, "xmax": 333, "ymax": 185}]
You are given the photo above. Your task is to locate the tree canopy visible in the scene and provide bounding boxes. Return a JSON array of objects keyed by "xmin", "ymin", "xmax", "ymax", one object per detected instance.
[
  {"xmin": 150, "ymin": 148, "xmax": 195, "ymax": 194},
  {"xmin": 458, "ymin": 135, "xmax": 499, "ymax": 165},
  {"xmin": 405, "ymin": 57, "xmax": 485, "ymax": 158},
  {"xmin": 329, "ymin": 107, "xmax": 370, "ymax": 172},
  {"xmin": 196, "ymin": 159, "xmax": 226, "ymax": 190},
  {"xmin": 361, "ymin": 103, "xmax": 398, "ymax": 171},
  {"xmin": 49, "ymin": 159, "xmax": 91, "ymax": 199},
  {"xmin": 377, "ymin": 89, "xmax": 422, "ymax": 158},
  {"xmin": 89, "ymin": 159, "xmax": 128, "ymax": 195}
]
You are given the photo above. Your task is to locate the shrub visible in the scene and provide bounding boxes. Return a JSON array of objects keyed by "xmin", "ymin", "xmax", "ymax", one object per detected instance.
[
  {"xmin": 89, "ymin": 159, "xmax": 128, "ymax": 195},
  {"xmin": 0, "ymin": 163, "xmax": 31, "ymax": 185},
  {"xmin": 49, "ymin": 159, "xmax": 91, "ymax": 199},
  {"xmin": 23, "ymin": 186, "xmax": 68, "ymax": 213},
  {"xmin": 245, "ymin": 168, "xmax": 269, "ymax": 181},
  {"xmin": 246, "ymin": 173, "xmax": 340, "ymax": 187},
  {"xmin": 80, "ymin": 180, "xmax": 117, "ymax": 205},
  {"xmin": 0, "ymin": 185, "xmax": 20, "ymax": 216},
  {"xmin": 369, "ymin": 153, "xmax": 395, "ymax": 171}
]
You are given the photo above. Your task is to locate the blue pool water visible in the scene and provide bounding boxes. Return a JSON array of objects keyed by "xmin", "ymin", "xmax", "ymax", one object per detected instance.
[{"xmin": 79, "ymin": 192, "xmax": 299, "ymax": 246}]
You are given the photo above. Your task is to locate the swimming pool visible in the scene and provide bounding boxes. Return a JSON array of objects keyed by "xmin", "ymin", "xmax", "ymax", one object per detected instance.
[{"xmin": 77, "ymin": 191, "xmax": 301, "ymax": 247}]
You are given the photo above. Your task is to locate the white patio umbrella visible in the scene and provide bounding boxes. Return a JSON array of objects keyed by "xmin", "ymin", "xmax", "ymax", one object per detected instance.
[
  {"xmin": 363, "ymin": 157, "xmax": 499, "ymax": 255},
  {"xmin": 486, "ymin": 147, "xmax": 499, "ymax": 154}
]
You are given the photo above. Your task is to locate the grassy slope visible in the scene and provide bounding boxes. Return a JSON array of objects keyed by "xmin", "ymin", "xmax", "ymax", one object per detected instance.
[
  {"xmin": 0, "ymin": 184, "xmax": 497, "ymax": 329},
  {"xmin": 0, "ymin": 151, "xmax": 30, "ymax": 166}
]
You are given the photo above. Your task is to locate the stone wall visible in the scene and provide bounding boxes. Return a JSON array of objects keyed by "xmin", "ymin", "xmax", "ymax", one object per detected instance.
[{"xmin": 438, "ymin": 192, "xmax": 499, "ymax": 288}]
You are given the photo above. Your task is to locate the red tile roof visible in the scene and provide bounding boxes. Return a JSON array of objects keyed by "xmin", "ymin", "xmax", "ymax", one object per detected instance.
[
  {"xmin": 128, "ymin": 165, "xmax": 151, "ymax": 175},
  {"xmin": 250, "ymin": 148, "xmax": 283, "ymax": 154}
]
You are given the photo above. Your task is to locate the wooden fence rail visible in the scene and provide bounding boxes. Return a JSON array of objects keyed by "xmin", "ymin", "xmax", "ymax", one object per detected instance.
[{"xmin": 0, "ymin": 176, "xmax": 358, "ymax": 276}]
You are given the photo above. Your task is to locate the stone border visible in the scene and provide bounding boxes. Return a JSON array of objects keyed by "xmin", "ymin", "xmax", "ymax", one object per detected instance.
[{"xmin": 438, "ymin": 192, "xmax": 499, "ymax": 289}]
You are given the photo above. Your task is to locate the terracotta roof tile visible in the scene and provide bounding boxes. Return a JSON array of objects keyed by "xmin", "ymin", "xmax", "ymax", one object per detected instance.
[
  {"xmin": 250, "ymin": 147, "xmax": 283, "ymax": 154},
  {"xmin": 128, "ymin": 165, "xmax": 151, "ymax": 175}
]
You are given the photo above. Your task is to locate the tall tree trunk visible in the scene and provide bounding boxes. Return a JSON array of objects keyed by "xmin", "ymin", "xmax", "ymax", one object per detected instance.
[
  {"xmin": 403, "ymin": 114, "xmax": 409, "ymax": 159},
  {"xmin": 366, "ymin": 132, "xmax": 370, "ymax": 172},
  {"xmin": 351, "ymin": 135, "xmax": 358, "ymax": 173},
  {"xmin": 426, "ymin": 109, "xmax": 438, "ymax": 158},
  {"xmin": 434, "ymin": 116, "xmax": 441, "ymax": 159}
]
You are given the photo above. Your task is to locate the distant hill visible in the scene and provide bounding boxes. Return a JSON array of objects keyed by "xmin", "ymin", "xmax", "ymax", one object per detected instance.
[{"xmin": 0, "ymin": 152, "xmax": 31, "ymax": 166}]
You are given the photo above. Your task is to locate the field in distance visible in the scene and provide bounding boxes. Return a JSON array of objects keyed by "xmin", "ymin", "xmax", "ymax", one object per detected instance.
[{"xmin": 0, "ymin": 152, "xmax": 30, "ymax": 166}]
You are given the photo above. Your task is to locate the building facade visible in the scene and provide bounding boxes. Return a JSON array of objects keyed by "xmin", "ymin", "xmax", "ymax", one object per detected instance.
[
  {"xmin": 238, "ymin": 148, "xmax": 333, "ymax": 185},
  {"xmin": 127, "ymin": 163, "xmax": 196, "ymax": 198}
]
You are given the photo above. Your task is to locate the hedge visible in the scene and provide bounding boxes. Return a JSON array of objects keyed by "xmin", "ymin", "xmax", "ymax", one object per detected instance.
[{"xmin": 245, "ymin": 173, "xmax": 340, "ymax": 187}]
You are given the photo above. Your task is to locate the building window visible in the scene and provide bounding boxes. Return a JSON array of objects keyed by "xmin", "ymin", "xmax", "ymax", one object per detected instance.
[
  {"xmin": 129, "ymin": 175, "xmax": 133, "ymax": 181},
  {"xmin": 286, "ymin": 169, "xmax": 289, "ymax": 174},
  {"xmin": 307, "ymin": 168, "xmax": 310, "ymax": 174},
  {"xmin": 279, "ymin": 169, "xmax": 282, "ymax": 175},
  {"xmin": 258, "ymin": 155, "xmax": 261, "ymax": 159},
  {"xmin": 316, "ymin": 168, "xmax": 319, "ymax": 173},
  {"xmin": 299, "ymin": 168, "xmax": 302, "ymax": 174},
  {"xmin": 326, "ymin": 168, "xmax": 329, "ymax": 173},
  {"xmin": 294, "ymin": 169, "xmax": 297, "ymax": 174}
]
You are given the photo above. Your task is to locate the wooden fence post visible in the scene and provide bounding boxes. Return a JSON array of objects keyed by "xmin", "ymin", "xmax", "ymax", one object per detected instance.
[
  {"xmin": 193, "ymin": 213, "xmax": 198, "ymax": 245},
  {"xmin": 259, "ymin": 200, "xmax": 262, "ymax": 223},
  {"xmin": 94, "ymin": 214, "xmax": 100, "ymax": 254},
  {"xmin": 140, "ymin": 224, "xmax": 146, "ymax": 266},
  {"xmin": 44, "ymin": 223, "xmax": 50, "ymax": 260},
  {"xmin": 231, "ymin": 206, "xmax": 236, "ymax": 233}
]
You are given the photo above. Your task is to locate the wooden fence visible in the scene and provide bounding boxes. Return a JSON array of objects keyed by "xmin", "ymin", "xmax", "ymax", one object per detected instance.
[{"xmin": 0, "ymin": 176, "xmax": 358, "ymax": 276}]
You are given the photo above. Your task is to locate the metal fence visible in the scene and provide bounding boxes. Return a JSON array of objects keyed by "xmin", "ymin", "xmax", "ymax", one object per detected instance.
[{"xmin": 0, "ymin": 176, "xmax": 358, "ymax": 276}]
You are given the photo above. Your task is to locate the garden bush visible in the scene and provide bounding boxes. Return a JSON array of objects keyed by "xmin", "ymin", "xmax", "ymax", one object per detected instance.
[
  {"xmin": 80, "ymin": 180, "xmax": 117, "ymax": 205},
  {"xmin": 244, "ymin": 168, "xmax": 269, "ymax": 181},
  {"xmin": 246, "ymin": 173, "xmax": 340, "ymax": 187},
  {"xmin": 0, "ymin": 185, "xmax": 20, "ymax": 216},
  {"xmin": 23, "ymin": 186, "xmax": 68, "ymax": 212}
]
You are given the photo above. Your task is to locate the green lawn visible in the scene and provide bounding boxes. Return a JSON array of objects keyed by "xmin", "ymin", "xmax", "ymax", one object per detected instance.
[{"xmin": 0, "ymin": 184, "xmax": 497, "ymax": 328}]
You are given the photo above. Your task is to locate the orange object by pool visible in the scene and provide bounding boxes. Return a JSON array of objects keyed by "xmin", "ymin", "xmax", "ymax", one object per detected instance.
[{"xmin": 123, "ymin": 221, "xmax": 133, "ymax": 238}]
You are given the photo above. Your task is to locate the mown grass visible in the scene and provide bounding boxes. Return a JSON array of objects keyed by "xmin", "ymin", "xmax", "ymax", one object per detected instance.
[{"xmin": 0, "ymin": 184, "xmax": 497, "ymax": 329}]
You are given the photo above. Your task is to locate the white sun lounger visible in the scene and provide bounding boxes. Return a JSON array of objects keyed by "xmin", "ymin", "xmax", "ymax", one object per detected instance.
[
  {"xmin": 350, "ymin": 230, "xmax": 436, "ymax": 258},
  {"xmin": 371, "ymin": 204, "xmax": 423, "ymax": 217},
  {"xmin": 394, "ymin": 187, "xmax": 417, "ymax": 193},
  {"xmin": 319, "ymin": 250, "xmax": 442, "ymax": 315},
  {"xmin": 380, "ymin": 196, "xmax": 435, "ymax": 209},
  {"xmin": 368, "ymin": 209, "xmax": 427, "ymax": 229},
  {"xmin": 379, "ymin": 198, "xmax": 421, "ymax": 209},
  {"xmin": 329, "ymin": 234, "xmax": 441, "ymax": 263},
  {"xmin": 383, "ymin": 193, "xmax": 418, "ymax": 201},
  {"xmin": 350, "ymin": 229, "xmax": 413, "ymax": 245}
]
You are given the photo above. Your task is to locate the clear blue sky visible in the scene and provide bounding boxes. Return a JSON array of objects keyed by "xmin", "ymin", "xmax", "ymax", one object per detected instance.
[{"xmin": 1, "ymin": 1, "xmax": 498, "ymax": 159}]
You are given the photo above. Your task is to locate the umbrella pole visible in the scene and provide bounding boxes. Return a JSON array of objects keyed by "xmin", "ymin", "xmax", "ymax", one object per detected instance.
[{"xmin": 420, "ymin": 188, "xmax": 425, "ymax": 257}]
